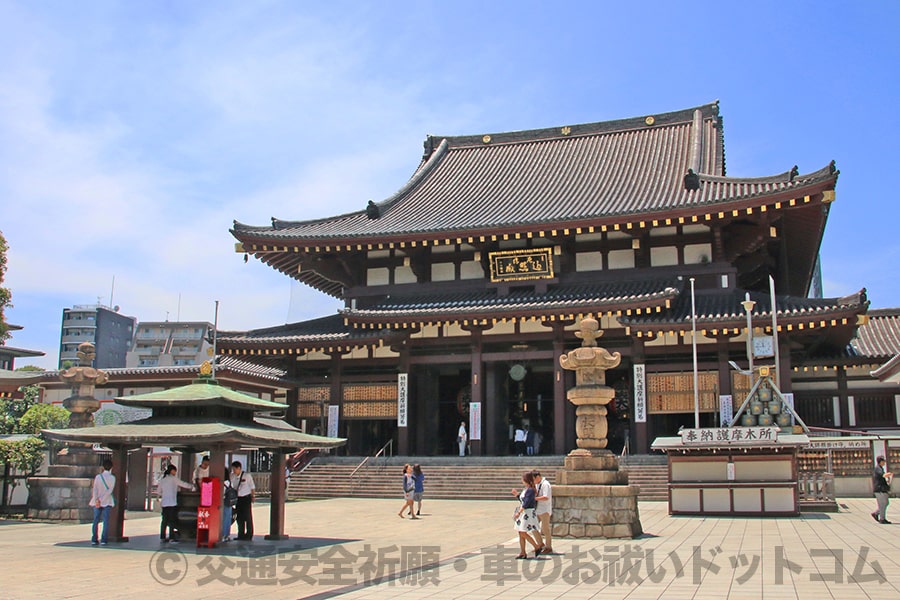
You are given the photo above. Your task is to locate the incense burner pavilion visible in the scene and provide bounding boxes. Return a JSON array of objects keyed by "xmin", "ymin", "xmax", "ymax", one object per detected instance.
[{"xmin": 220, "ymin": 102, "xmax": 888, "ymax": 457}]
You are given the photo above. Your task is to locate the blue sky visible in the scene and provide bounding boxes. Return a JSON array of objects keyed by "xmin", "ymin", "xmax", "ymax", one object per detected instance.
[{"xmin": 2, "ymin": 1, "xmax": 898, "ymax": 369}]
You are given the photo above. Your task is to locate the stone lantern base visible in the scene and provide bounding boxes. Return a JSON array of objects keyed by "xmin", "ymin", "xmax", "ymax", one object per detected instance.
[{"xmin": 552, "ymin": 449, "xmax": 642, "ymax": 539}]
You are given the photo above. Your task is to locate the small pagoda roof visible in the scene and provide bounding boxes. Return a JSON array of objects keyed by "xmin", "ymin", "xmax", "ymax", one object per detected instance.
[
  {"xmin": 43, "ymin": 416, "xmax": 345, "ymax": 450},
  {"xmin": 114, "ymin": 380, "xmax": 288, "ymax": 411},
  {"xmin": 0, "ymin": 346, "xmax": 45, "ymax": 359},
  {"xmin": 0, "ymin": 368, "xmax": 47, "ymax": 386},
  {"xmin": 232, "ymin": 102, "xmax": 837, "ymax": 247}
]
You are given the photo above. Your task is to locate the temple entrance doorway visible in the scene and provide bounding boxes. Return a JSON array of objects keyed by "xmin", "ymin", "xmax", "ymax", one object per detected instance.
[
  {"xmin": 502, "ymin": 363, "xmax": 554, "ymax": 456},
  {"xmin": 345, "ymin": 420, "xmax": 397, "ymax": 456}
]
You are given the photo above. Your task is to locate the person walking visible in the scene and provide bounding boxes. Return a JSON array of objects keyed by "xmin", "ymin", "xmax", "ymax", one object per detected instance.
[
  {"xmin": 413, "ymin": 464, "xmax": 425, "ymax": 516},
  {"xmin": 511, "ymin": 471, "xmax": 542, "ymax": 559},
  {"xmin": 89, "ymin": 459, "xmax": 115, "ymax": 546},
  {"xmin": 398, "ymin": 464, "xmax": 418, "ymax": 519},
  {"xmin": 533, "ymin": 470, "xmax": 554, "ymax": 554},
  {"xmin": 872, "ymin": 455, "xmax": 893, "ymax": 524},
  {"xmin": 156, "ymin": 464, "xmax": 193, "ymax": 543},
  {"xmin": 457, "ymin": 422, "xmax": 468, "ymax": 456},
  {"xmin": 230, "ymin": 461, "xmax": 256, "ymax": 540}
]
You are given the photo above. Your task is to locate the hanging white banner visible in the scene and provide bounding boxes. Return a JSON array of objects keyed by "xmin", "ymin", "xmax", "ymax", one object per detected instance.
[
  {"xmin": 633, "ymin": 364, "xmax": 647, "ymax": 423},
  {"xmin": 397, "ymin": 373, "xmax": 408, "ymax": 427}
]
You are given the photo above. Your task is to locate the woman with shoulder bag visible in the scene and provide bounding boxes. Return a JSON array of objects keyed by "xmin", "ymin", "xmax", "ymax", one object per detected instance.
[
  {"xmin": 511, "ymin": 471, "xmax": 542, "ymax": 559},
  {"xmin": 398, "ymin": 464, "xmax": 418, "ymax": 519}
]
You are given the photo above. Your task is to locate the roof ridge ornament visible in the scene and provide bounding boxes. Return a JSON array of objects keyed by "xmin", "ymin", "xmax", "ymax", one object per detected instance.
[
  {"xmin": 683, "ymin": 168, "xmax": 701, "ymax": 191},
  {"xmin": 366, "ymin": 200, "xmax": 381, "ymax": 220}
]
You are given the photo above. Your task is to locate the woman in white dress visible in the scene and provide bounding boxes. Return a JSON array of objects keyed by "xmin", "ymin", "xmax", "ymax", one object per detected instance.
[{"xmin": 511, "ymin": 471, "xmax": 542, "ymax": 559}]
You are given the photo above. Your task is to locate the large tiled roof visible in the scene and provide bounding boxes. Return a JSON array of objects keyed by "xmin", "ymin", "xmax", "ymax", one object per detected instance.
[
  {"xmin": 40, "ymin": 356, "xmax": 289, "ymax": 383},
  {"xmin": 216, "ymin": 314, "xmax": 381, "ymax": 346},
  {"xmin": 232, "ymin": 102, "xmax": 837, "ymax": 245},
  {"xmin": 851, "ymin": 308, "xmax": 900, "ymax": 359},
  {"xmin": 619, "ymin": 288, "xmax": 867, "ymax": 329},
  {"xmin": 340, "ymin": 279, "xmax": 680, "ymax": 324}
]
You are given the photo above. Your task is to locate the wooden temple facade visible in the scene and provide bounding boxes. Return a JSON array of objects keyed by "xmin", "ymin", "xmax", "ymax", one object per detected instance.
[{"xmin": 220, "ymin": 102, "xmax": 898, "ymax": 456}]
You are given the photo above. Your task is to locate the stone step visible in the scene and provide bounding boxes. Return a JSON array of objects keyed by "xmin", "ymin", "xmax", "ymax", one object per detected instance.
[{"xmin": 289, "ymin": 458, "xmax": 671, "ymax": 501}]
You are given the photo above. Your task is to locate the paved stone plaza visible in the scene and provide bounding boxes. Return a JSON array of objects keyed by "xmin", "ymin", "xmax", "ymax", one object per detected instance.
[{"xmin": 1, "ymin": 497, "xmax": 899, "ymax": 599}]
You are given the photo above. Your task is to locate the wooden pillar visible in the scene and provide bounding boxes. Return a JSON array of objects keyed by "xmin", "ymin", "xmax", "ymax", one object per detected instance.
[
  {"xmin": 717, "ymin": 338, "xmax": 732, "ymax": 426},
  {"xmin": 837, "ymin": 366, "xmax": 850, "ymax": 428},
  {"xmin": 126, "ymin": 447, "xmax": 149, "ymax": 510},
  {"xmin": 553, "ymin": 330, "xmax": 567, "ymax": 455},
  {"xmin": 265, "ymin": 451, "xmax": 288, "ymax": 540},
  {"xmin": 632, "ymin": 340, "xmax": 649, "ymax": 454},
  {"xmin": 485, "ymin": 364, "xmax": 499, "ymax": 455},
  {"xmin": 285, "ymin": 387, "xmax": 299, "ymax": 427},
  {"xmin": 469, "ymin": 329, "xmax": 484, "ymax": 456},
  {"xmin": 397, "ymin": 342, "xmax": 411, "ymax": 456},
  {"xmin": 110, "ymin": 445, "xmax": 130, "ymax": 542}
]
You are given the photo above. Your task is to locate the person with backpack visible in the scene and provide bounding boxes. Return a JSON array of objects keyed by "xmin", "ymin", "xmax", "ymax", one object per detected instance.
[{"xmin": 89, "ymin": 459, "xmax": 115, "ymax": 546}]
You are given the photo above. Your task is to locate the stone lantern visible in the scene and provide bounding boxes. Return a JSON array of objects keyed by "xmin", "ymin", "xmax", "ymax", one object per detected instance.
[{"xmin": 552, "ymin": 318, "xmax": 642, "ymax": 538}]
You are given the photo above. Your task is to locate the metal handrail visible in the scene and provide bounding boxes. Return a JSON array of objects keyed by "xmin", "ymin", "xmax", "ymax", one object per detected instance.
[{"xmin": 349, "ymin": 439, "xmax": 393, "ymax": 486}]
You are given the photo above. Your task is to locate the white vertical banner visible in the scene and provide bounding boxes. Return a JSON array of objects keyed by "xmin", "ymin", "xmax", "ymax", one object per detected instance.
[
  {"xmin": 397, "ymin": 373, "xmax": 408, "ymax": 427},
  {"xmin": 469, "ymin": 401, "xmax": 482, "ymax": 440},
  {"xmin": 783, "ymin": 392, "xmax": 795, "ymax": 425},
  {"xmin": 633, "ymin": 364, "xmax": 646, "ymax": 423},
  {"xmin": 719, "ymin": 395, "xmax": 733, "ymax": 427},
  {"xmin": 327, "ymin": 404, "xmax": 340, "ymax": 438}
]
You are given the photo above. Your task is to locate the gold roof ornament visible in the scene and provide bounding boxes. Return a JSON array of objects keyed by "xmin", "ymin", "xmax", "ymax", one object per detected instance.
[{"xmin": 200, "ymin": 360, "xmax": 213, "ymax": 376}]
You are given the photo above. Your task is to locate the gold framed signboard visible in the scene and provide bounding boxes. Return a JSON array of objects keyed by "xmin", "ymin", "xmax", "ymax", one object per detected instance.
[{"xmin": 489, "ymin": 247, "xmax": 554, "ymax": 283}]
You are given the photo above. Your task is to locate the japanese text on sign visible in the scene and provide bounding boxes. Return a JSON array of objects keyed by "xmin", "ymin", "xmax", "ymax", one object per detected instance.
[{"xmin": 680, "ymin": 426, "xmax": 779, "ymax": 444}]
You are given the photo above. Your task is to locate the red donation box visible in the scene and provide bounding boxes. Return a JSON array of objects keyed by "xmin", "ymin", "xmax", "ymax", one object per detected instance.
[{"xmin": 196, "ymin": 477, "xmax": 222, "ymax": 548}]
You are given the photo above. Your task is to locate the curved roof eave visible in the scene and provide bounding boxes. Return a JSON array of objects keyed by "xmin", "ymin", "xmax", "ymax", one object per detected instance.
[{"xmin": 230, "ymin": 164, "xmax": 838, "ymax": 248}]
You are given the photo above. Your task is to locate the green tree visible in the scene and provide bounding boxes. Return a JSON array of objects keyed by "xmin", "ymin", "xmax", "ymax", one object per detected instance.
[
  {"xmin": 0, "ymin": 437, "xmax": 45, "ymax": 506},
  {"xmin": 0, "ymin": 230, "xmax": 11, "ymax": 342},
  {"xmin": 18, "ymin": 403, "xmax": 70, "ymax": 434}
]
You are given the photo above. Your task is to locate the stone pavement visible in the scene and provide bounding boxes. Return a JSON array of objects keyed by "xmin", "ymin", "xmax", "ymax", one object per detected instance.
[{"xmin": 1, "ymin": 497, "xmax": 900, "ymax": 599}]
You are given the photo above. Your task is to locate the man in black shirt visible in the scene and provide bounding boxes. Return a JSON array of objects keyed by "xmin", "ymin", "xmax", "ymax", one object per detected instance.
[{"xmin": 871, "ymin": 456, "xmax": 893, "ymax": 524}]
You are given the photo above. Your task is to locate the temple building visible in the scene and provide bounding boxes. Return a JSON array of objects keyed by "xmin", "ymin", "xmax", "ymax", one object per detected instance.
[{"xmin": 220, "ymin": 102, "xmax": 897, "ymax": 456}]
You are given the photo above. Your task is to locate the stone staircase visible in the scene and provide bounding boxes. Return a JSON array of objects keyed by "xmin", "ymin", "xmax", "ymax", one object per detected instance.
[
  {"xmin": 287, "ymin": 455, "xmax": 669, "ymax": 502},
  {"xmin": 620, "ymin": 455, "xmax": 668, "ymax": 501}
]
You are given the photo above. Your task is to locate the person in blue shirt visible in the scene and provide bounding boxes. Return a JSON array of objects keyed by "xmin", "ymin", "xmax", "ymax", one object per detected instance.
[{"xmin": 413, "ymin": 464, "xmax": 425, "ymax": 516}]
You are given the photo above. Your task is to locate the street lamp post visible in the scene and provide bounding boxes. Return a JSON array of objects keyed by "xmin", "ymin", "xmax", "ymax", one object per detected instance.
[{"xmin": 741, "ymin": 293, "xmax": 757, "ymax": 390}]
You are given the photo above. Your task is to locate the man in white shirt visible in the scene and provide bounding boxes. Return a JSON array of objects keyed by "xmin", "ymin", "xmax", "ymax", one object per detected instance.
[
  {"xmin": 514, "ymin": 427, "xmax": 526, "ymax": 456},
  {"xmin": 193, "ymin": 455, "xmax": 210, "ymax": 487},
  {"xmin": 230, "ymin": 461, "xmax": 256, "ymax": 540},
  {"xmin": 533, "ymin": 470, "xmax": 553, "ymax": 554},
  {"xmin": 89, "ymin": 459, "xmax": 115, "ymax": 545}
]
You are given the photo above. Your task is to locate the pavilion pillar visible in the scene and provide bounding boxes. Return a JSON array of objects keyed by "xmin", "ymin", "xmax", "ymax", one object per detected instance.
[
  {"xmin": 110, "ymin": 445, "xmax": 130, "ymax": 543},
  {"xmin": 126, "ymin": 447, "xmax": 149, "ymax": 510},
  {"xmin": 265, "ymin": 451, "xmax": 288, "ymax": 540}
]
